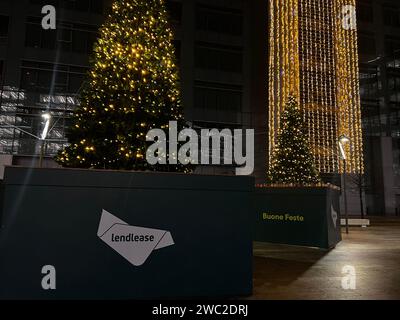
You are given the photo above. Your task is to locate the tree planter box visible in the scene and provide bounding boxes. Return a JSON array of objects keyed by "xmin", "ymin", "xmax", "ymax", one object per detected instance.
[
  {"xmin": 0, "ymin": 167, "xmax": 254, "ymax": 300},
  {"xmin": 254, "ymin": 186, "xmax": 341, "ymax": 249}
]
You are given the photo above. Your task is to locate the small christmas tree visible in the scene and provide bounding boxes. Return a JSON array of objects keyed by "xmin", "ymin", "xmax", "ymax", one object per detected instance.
[
  {"xmin": 56, "ymin": 0, "xmax": 183, "ymax": 171},
  {"xmin": 268, "ymin": 96, "xmax": 321, "ymax": 185}
]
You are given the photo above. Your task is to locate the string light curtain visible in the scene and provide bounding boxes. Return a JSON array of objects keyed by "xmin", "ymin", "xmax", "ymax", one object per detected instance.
[{"xmin": 268, "ymin": 0, "xmax": 364, "ymax": 174}]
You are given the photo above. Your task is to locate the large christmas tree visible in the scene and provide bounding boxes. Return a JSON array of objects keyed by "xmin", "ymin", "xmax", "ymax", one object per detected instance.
[
  {"xmin": 268, "ymin": 96, "xmax": 321, "ymax": 185},
  {"xmin": 56, "ymin": 0, "xmax": 183, "ymax": 171}
]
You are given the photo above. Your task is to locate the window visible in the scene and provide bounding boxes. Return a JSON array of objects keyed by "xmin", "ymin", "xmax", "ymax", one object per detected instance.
[
  {"xmin": 195, "ymin": 44, "xmax": 243, "ymax": 73},
  {"xmin": 42, "ymin": 27, "xmax": 57, "ymax": 50},
  {"xmin": 195, "ymin": 82, "xmax": 242, "ymax": 112},
  {"xmin": 383, "ymin": 5, "xmax": 400, "ymax": 28},
  {"xmin": 387, "ymin": 56, "xmax": 400, "ymax": 94},
  {"xmin": 166, "ymin": 0, "xmax": 182, "ymax": 24},
  {"xmin": 358, "ymin": 32, "xmax": 376, "ymax": 55},
  {"xmin": 58, "ymin": 24, "xmax": 73, "ymax": 42},
  {"xmin": 0, "ymin": 15, "xmax": 9, "ymax": 44},
  {"xmin": 20, "ymin": 61, "xmax": 87, "ymax": 93},
  {"xmin": 62, "ymin": 0, "xmax": 104, "ymax": 14},
  {"xmin": 359, "ymin": 64, "xmax": 380, "ymax": 100},
  {"xmin": 25, "ymin": 17, "xmax": 98, "ymax": 54},
  {"xmin": 88, "ymin": 0, "xmax": 104, "ymax": 14},
  {"xmin": 357, "ymin": 1, "xmax": 374, "ymax": 23},
  {"xmin": 57, "ymin": 23, "xmax": 73, "ymax": 51},
  {"xmin": 29, "ymin": 0, "xmax": 104, "ymax": 14},
  {"xmin": 388, "ymin": 76, "xmax": 400, "ymax": 91},
  {"xmin": 63, "ymin": 0, "xmax": 90, "ymax": 12},
  {"xmin": 196, "ymin": 6, "xmax": 243, "ymax": 36},
  {"xmin": 385, "ymin": 36, "xmax": 400, "ymax": 55}
]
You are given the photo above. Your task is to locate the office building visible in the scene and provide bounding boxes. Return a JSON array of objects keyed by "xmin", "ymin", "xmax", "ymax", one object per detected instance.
[{"xmin": 357, "ymin": 0, "xmax": 400, "ymax": 215}]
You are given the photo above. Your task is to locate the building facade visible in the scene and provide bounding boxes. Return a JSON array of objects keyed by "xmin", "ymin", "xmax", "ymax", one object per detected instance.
[
  {"xmin": 0, "ymin": 0, "xmax": 269, "ymax": 179},
  {"xmin": 2, "ymin": 0, "xmax": 398, "ymax": 216},
  {"xmin": 357, "ymin": 0, "xmax": 400, "ymax": 215}
]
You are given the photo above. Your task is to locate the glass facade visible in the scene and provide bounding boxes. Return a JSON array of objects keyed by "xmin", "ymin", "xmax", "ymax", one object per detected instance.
[
  {"xmin": 358, "ymin": 0, "xmax": 400, "ymax": 215},
  {"xmin": 0, "ymin": 86, "xmax": 76, "ymax": 156}
]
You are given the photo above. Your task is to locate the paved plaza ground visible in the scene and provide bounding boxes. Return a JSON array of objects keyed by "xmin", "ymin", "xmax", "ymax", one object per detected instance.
[{"xmin": 252, "ymin": 220, "xmax": 400, "ymax": 300}]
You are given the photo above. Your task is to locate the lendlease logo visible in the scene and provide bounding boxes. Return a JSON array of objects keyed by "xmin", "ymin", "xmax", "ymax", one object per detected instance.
[
  {"xmin": 146, "ymin": 121, "xmax": 255, "ymax": 176},
  {"xmin": 331, "ymin": 205, "xmax": 339, "ymax": 229},
  {"xmin": 97, "ymin": 210, "xmax": 174, "ymax": 266}
]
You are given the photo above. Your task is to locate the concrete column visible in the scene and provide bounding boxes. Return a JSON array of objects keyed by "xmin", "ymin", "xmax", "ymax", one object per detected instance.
[{"xmin": 380, "ymin": 136, "xmax": 396, "ymax": 215}]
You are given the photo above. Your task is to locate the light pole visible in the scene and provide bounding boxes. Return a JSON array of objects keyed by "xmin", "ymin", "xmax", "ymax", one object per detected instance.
[
  {"xmin": 39, "ymin": 113, "xmax": 52, "ymax": 168},
  {"xmin": 339, "ymin": 135, "xmax": 350, "ymax": 234}
]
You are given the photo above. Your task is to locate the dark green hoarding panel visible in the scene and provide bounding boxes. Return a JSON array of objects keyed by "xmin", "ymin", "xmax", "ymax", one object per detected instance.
[
  {"xmin": 254, "ymin": 187, "xmax": 342, "ymax": 249},
  {"xmin": 0, "ymin": 167, "xmax": 254, "ymax": 299}
]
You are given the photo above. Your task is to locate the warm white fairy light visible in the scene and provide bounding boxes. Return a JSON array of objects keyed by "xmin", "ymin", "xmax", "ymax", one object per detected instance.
[{"xmin": 268, "ymin": 0, "xmax": 364, "ymax": 174}]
